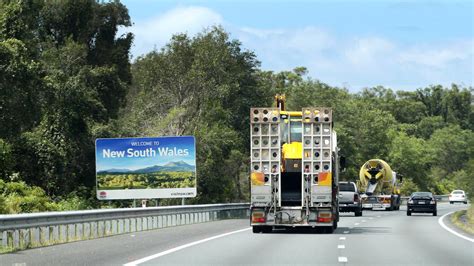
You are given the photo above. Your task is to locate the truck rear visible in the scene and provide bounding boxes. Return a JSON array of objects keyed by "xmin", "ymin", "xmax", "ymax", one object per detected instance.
[
  {"xmin": 359, "ymin": 159, "xmax": 401, "ymax": 211},
  {"xmin": 250, "ymin": 95, "xmax": 341, "ymax": 233}
]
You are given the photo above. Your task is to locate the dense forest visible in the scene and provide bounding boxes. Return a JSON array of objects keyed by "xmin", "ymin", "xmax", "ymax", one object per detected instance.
[{"xmin": 0, "ymin": 1, "xmax": 472, "ymax": 213}]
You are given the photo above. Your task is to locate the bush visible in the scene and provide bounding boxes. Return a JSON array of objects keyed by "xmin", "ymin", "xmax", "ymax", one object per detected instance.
[{"xmin": 0, "ymin": 179, "xmax": 59, "ymax": 214}]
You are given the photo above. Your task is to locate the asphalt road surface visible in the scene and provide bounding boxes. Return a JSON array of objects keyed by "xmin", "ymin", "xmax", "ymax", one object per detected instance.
[{"xmin": 1, "ymin": 203, "xmax": 472, "ymax": 266}]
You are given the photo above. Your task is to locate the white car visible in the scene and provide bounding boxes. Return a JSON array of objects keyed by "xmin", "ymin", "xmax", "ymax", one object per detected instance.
[{"xmin": 449, "ymin": 190, "xmax": 467, "ymax": 204}]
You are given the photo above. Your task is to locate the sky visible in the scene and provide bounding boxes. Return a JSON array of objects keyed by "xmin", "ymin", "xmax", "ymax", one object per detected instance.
[{"xmin": 119, "ymin": 0, "xmax": 473, "ymax": 91}]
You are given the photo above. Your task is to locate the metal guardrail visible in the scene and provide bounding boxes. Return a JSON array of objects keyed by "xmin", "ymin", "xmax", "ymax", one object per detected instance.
[
  {"xmin": 0, "ymin": 203, "xmax": 250, "ymax": 250},
  {"xmin": 400, "ymin": 195, "xmax": 449, "ymax": 204}
]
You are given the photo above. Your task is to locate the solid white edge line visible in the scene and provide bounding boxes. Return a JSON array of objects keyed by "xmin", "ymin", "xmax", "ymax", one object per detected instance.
[
  {"xmin": 438, "ymin": 211, "xmax": 474, "ymax": 243},
  {"xmin": 123, "ymin": 227, "xmax": 251, "ymax": 266}
]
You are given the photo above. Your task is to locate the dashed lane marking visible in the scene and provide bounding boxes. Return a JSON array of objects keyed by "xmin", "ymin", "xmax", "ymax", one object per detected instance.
[
  {"xmin": 354, "ymin": 223, "xmax": 360, "ymax": 225},
  {"xmin": 123, "ymin": 227, "xmax": 251, "ymax": 265},
  {"xmin": 338, "ymin": 257, "xmax": 348, "ymax": 263},
  {"xmin": 338, "ymin": 245, "xmax": 345, "ymax": 249},
  {"xmin": 438, "ymin": 211, "xmax": 474, "ymax": 243},
  {"xmin": 362, "ymin": 220, "xmax": 366, "ymax": 222},
  {"xmin": 339, "ymin": 237, "xmax": 346, "ymax": 240},
  {"xmin": 343, "ymin": 231, "xmax": 350, "ymax": 234}
]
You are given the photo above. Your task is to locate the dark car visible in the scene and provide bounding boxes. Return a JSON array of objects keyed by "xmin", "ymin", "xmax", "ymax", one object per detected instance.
[{"xmin": 407, "ymin": 192, "xmax": 437, "ymax": 216}]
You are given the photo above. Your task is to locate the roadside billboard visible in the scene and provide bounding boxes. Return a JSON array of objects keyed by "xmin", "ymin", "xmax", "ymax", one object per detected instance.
[{"xmin": 95, "ymin": 136, "xmax": 196, "ymax": 200}]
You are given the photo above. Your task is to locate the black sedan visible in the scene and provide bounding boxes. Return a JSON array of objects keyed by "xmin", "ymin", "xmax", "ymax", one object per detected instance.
[{"xmin": 407, "ymin": 192, "xmax": 437, "ymax": 216}]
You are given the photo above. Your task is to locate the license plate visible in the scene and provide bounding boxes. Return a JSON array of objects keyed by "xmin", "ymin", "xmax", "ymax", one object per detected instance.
[
  {"xmin": 418, "ymin": 201, "xmax": 425, "ymax": 204},
  {"xmin": 340, "ymin": 204, "xmax": 347, "ymax": 206},
  {"xmin": 373, "ymin": 204, "xmax": 382, "ymax": 208}
]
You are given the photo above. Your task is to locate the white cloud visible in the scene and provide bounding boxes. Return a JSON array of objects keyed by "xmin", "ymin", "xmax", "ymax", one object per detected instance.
[
  {"xmin": 125, "ymin": 5, "xmax": 473, "ymax": 91},
  {"xmin": 344, "ymin": 37, "xmax": 396, "ymax": 68},
  {"xmin": 128, "ymin": 6, "xmax": 223, "ymax": 57},
  {"xmin": 398, "ymin": 40, "xmax": 473, "ymax": 68}
]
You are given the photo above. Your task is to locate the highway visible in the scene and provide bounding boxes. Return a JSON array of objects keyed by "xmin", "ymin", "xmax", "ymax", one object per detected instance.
[{"xmin": 1, "ymin": 203, "xmax": 472, "ymax": 266}]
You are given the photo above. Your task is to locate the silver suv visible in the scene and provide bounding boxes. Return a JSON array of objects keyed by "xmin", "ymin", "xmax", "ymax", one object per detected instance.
[{"xmin": 338, "ymin": 181, "xmax": 363, "ymax": 216}]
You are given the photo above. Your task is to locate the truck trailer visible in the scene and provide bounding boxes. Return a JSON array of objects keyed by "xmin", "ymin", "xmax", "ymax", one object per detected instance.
[
  {"xmin": 358, "ymin": 159, "xmax": 401, "ymax": 211},
  {"xmin": 250, "ymin": 95, "xmax": 342, "ymax": 233}
]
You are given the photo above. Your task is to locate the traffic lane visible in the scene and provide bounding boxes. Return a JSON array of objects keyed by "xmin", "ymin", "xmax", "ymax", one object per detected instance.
[
  {"xmin": 0, "ymin": 219, "xmax": 250, "ymax": 266},
  {"xmin": 344, "ymin": 203, "xmax": 472, "ymax": 266},
  {"xmin": 141, "ymin": 226, "xmax": 343, "ymax": 265},
  {"xmin": 138, "ymin": 210, "xmax": 390, "ymax": 265},
  {"xmin": 138, "ymin": 204, "xmax": 471, "ymax": 265}
]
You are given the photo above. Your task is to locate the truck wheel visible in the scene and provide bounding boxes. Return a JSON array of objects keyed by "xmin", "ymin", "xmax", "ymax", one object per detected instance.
[
  {"xmin": 407, "ymin": 211, "xmax": 411, "ymax": 216},
  {"xmin": 252, "ymin": 226, "xmax": 262, "ymax": 233},
  {"xmin": 261, "ymin": 226, "xmax": 272, "ymax": 233},
  {"xmin": 433, "ymin": 211, "xmax": 437, "ymax": 216},
  {"xmin": 355, "ymin": 209, "xmax": 362, "ymax": 217}
]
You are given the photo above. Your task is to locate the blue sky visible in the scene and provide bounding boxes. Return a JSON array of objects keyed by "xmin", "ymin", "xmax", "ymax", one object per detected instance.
[{"xmin": 120, "ymin": 0, "xmax": 473, "ymax": 91}]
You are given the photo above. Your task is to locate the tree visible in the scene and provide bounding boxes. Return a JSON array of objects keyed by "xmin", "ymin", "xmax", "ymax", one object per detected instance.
[{"xmin": 123, "ymin": 27, "xmax": 266, "ymax": 203}]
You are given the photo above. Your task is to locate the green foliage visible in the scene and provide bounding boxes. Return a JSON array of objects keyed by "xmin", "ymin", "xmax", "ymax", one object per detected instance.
[
  {"xmin": 399, "ymin": 178, "xmax": 420, "ymax": 196},
  {"xmin": 0, "ymin": 179, "xmax": 59, "ymax": 214},
  {"xmin": 388, "ymin": 131, "xmax": 430, "ymax": 189},
  {"xmin": 97, "ymin": 172, "xmax": 195, "ymax": 189},
  {"xmin": 0, "ymin": 1, "xmax": 472, "ymax": 209},
  {"xmin": 0, "ymin": 1, "xmax": 133, "ymax": 197}
]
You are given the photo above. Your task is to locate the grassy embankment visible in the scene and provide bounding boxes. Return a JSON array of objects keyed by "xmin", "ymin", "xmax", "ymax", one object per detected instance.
[{"xmin": 451, "ymin": 204, "xmax": 474, "ymax": 235}]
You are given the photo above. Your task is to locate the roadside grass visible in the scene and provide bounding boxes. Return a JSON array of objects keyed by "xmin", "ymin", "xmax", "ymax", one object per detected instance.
[{"xmin": 451, "ymin": 205, "xmax": 474, "ymax": 235}]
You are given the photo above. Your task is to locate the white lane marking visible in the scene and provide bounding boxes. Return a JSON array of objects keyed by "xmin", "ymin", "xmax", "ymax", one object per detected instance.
[
  {"xmin": 362, "ymin": 220, "xmax": 366, "ymax": 222},
  {"xmin": 338, "ymin": 245, "xmax": 345, "ymax": 249},
  {"xmin": 369, "ymin": 217, "xmax": 374, "ymax": 220},
  {"xmin": 354, "ymin": 223, "xmax": 360, "ymax": 225},
  {"xmin": 339, "ymin": 237, "xmax": 346, "ymax": 240},
  {"xmin": 123, "ymin": 227, "xmax": 251, "ymax": 266},
  {"xmin": 338, "ymin": 256, "xmax": 348, "ymax": 263},
  {"xmin": 343, "ymin": 231, "xmax": 350, "ymax": 234},
  {"xmin": 438, "ymin": 211, "xmax": 474, "ymax": 243}
]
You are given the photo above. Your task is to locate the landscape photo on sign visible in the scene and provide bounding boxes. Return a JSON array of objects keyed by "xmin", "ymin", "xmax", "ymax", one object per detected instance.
[{"xmin": 95, "ymin": 137, "xmax": 196, "ymax": 190}]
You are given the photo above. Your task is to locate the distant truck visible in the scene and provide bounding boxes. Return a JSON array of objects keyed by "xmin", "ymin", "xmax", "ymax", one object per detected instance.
[
  {"xmin": 338, "ymin": 181, "xmax": 362, "ymax": 216},
  {"xmin": 358, "ymin": 159, "xmax": 401, "ymax": 211},
  {"xmin": 250, "ymin": 94, "xmax": 343, "ymax": 233}
]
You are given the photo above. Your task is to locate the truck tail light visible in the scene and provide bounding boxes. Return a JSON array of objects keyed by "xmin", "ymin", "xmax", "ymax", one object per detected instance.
[
  {"xmin": 317, "ymin": 212, "xmax": 332, "ymax": 223},
  {"xmin": 252, "ymin": 212, "xmax": 266, "ymax": 223}
]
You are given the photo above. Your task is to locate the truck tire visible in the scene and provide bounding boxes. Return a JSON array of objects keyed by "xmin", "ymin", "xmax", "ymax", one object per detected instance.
[
  {"xmin": 252, "ymin": 226, "xmax": 262, "ymax": 233},
  {"xmin": 433, "ymin": 210, "xmax": 437, "ymax": 216},
  {"xmin": 261, "ymin": 226, "xmax": 272, "ymax": 233},
  {"xmin": 407, "ymin": 211, "xmax": 411, "ymax": 216},
  {"xmin": 355, "ymin": 209, "xmax": 362, "ymax": 216}
]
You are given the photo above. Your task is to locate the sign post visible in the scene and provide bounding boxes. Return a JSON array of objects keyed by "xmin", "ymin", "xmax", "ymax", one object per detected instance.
[{"xmin": 95, "ymin": 136, "xmax": 197, "ymax": 200}]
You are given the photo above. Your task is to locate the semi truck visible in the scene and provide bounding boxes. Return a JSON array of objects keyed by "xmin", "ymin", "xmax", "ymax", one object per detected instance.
[
  {"xmin": 358, "ymin": 159, "xmax": 401, "ymax": 211},
  {"xmin": 250, "ymin": 94, "xmax": 342, "ymax": 233}
]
